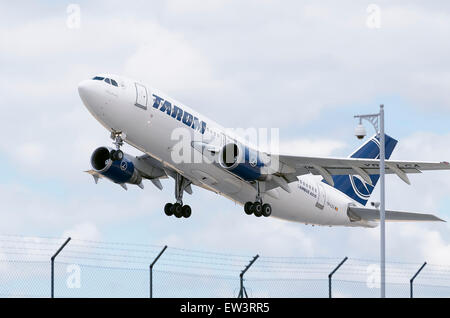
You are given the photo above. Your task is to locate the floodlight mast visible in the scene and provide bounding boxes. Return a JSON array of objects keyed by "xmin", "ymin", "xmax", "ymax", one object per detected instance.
[{"xmin": 354, "ymin": 104, "xmax": 385, "ymax": 298}]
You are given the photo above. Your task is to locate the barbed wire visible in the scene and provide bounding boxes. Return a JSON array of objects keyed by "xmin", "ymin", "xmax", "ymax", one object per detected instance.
[
  {"xmin": 1, "ymin": 234, "xmax": 450, "ymax": 287},
  {"xmin": 2, "ymin": 234, "xmax": 448, "ymax": 266}
]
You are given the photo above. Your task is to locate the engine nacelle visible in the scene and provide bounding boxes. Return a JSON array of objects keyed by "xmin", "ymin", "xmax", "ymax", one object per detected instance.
[
  {"xmin": 218, "ymin": 143, "xmax": 267, "ymax": 181},
  {"xmin": 90, "ymin": 147, "xmax": 142, "ymax": 185}
]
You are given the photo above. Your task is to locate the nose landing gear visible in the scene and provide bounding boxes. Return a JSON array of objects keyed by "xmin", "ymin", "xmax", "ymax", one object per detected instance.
[
  {"xmin": 244, "ymin": 181, "xmax": 272, "ymax": 217},
  {"xmin": 164, "ymin": 174, "xmax": 192, "ymax": 219}
]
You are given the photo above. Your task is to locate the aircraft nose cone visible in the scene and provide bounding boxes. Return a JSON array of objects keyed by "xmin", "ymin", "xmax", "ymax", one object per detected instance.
[
  {"xmin": 78, "ymin": 80, "xmax": 93, "ymax": 98},
  {"xmin": 78, "ymin": 79, "xmax": 98, "ymax": 111}
]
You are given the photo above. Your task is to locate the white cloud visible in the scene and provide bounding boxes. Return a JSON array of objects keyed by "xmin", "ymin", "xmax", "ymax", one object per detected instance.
[
  {"xmin": 278, "ymin": 138, "xmax": 346, "ymax": 156},
  {"xmin": 368, "ymin": 131, "xmax": 450, "ymax": 264},
  {"xmin": 165, "ymin": 0, "xmax": 228, "ymax": 13},
  {"xmin": 393, "ymin": 224, "xmax": 450, "ymax": 265},
  {"xmin": 375, "ymin": 132, "xmax": 450, "ymax": 213},
  {"xmin": 62, "ymin": 223, "xmax": 101, "ymax": 241},
  {"xmin": 13, "ymin": 142, "xmax": 46, "ymax": 167},
  {"xmin": 160, "ymin": 213, "xmax": 316, "ymax": 257},
  {"xmin": 123, "ymin": 24, "xmax": 225, "ymax": 98}
]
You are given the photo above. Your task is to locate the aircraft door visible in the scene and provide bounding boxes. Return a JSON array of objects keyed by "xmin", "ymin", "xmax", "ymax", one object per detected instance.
[
  {"xmin": 315, "ymin": 183, "xmax": 326, "ymax": 209},
  {"xmin": 134, "ymin": 83, "xmax": 148, "ymax": 110}
]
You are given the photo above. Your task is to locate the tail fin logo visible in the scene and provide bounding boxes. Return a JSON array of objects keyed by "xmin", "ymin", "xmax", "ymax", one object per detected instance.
[
  {"xmin": 349, "ymin": 137, "xmax": 379, "ymax": 201},
  {"xmin": 325, "ymin": 134, "xmax": 397, "ymax": 206},
  {"xmin": 349, "ymin": 174, "xmax": 373, "ymax": 200}
]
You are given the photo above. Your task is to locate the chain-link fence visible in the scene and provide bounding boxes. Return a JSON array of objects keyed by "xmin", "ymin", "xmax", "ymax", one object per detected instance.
[{"xmin": 0, "ymin": 235, "xmax": 449, "ymax": 298}]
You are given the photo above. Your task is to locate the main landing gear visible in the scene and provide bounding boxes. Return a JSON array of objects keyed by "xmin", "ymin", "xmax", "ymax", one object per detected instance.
[
  {"xmin": 244, "ymin": 202, "xmax": 272, "ymax": 217},
  {"xmin": 244, "ymin": 181, "xmax": 272, "ymax": 217},
  {"xmin": 109, "ymin": 131, "xmax": 124, "ymax": 161},
  {"xmin": 164, "ymin": 174, "xmax": 192, "ymax": 218}
]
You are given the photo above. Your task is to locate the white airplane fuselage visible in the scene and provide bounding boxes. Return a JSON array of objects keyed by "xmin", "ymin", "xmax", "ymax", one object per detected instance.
[{"xmin": 78, "ymin": 74, "xmax": 375, "ymax": 228}]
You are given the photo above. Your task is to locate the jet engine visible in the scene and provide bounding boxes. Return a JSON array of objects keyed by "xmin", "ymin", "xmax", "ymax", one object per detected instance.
[
  {"xmin": 218, "ymin": 143, "xmax": 269, "ymax": 181},
  {"xmin": 90, "ymin": 147, "xmax": 142, "ymax": 185}
]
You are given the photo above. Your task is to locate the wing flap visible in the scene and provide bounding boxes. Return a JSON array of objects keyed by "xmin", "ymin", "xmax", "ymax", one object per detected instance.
[
  {"xmin": 276, "ymin": 155, "xmax": 449, "ymax": 186},
  {"xmin": 348, "ymin": 206, "xmax": 445, "ymax": 222},
  {"xmin": 278, "ymin": 155, "xmax": 450, "ymax": 175}
]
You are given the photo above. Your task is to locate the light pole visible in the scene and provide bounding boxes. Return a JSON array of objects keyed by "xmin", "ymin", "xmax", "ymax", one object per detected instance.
[{"xmin": 354, "ymin": 104, "xmax": 386, "ymax": 298}]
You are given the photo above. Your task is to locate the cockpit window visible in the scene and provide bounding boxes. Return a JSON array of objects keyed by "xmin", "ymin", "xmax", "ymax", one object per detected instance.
[{"xmin": 93, "ymin": 76, "xmax": 119, "ymax": 87}]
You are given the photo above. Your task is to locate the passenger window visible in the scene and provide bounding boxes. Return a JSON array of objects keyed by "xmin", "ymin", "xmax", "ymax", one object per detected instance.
[
  {"xmin": 111, "ymin": 79, "xmax": 118, "ymax": 87},
  {"xmin": 105, "ymin": 78, "xmax": 111, "ymax": 84}
]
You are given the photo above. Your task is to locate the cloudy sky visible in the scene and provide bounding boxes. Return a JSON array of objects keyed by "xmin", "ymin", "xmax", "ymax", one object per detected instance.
[{"xmin": 1, "ymin": 0, "xmax": 450, "ymax": 285}]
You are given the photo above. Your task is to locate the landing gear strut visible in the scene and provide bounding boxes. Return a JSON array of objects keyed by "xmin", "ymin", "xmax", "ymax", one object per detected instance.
[
  {"xmin": 164, "ymin": 174, "xmax": 192, "ymax": 218},
  {"xmin": 110, "ymin": 131, "xmax": 124, "ymax": 161},
  {"xmin": 244, "ymin": 181, "xmax": 272, "ymax": 217}
]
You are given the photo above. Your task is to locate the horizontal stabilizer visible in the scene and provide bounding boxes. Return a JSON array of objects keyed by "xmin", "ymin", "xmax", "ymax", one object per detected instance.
[{"xmin": 348, "ymin": 206, "xmax": 445, "ymax": 222}]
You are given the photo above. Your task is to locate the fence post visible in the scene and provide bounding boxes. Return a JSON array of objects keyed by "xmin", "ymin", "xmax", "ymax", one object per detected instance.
[
  {"xmin": 150, "ymin": 245, "xmax": 167, "ymax": 298},
  {"xmin": 328, "ymin": 256, "xmax": 348, "ymax": 298},
  {"xmin": 238, "ymin": 255, "xmax": 259, "ymax": 298},
  {"xmin": 410, "ymin": 262, "xmax": 426, "ymax": 298},
  {"xmin": 51, "ymin": 237, "xmax": 71, "ymax": 298}
]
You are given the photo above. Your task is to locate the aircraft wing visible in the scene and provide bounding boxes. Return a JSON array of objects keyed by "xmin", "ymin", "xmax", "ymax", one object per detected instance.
[
  {"xmin": 347, "ymin": 206, "xmax": 445, "ymax": 222},
  {"xmin": 275, "ymin": 154, "xmax": 450, "ymax": 186}
]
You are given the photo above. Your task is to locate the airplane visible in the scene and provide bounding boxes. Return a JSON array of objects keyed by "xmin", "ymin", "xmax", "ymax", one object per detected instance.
[{"xmin": 78, "ymin": 74, "xmax": 449, "ymax": 227}]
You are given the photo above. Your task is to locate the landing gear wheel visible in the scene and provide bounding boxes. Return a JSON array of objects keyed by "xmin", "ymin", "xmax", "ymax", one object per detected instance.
[
  {"xmin": 244, "ymin": 202, "xmax": 253, "ymax": 215},
  {"xmin": 262, "ymin": 203, "xmax": 272, "ymax": 217},
  {"xmin": 115, "ymin": 150, "xmax": 124, "ymax": 161},
  {"xmin": 164, "ymin": 203, "xmax": 173, "ymax": 216},
  {"xmin": 182, "ymin": 205, "xmax": 192, "ymax": 218},
  {"xmin": 110, "ymin": 149, "xmax": 124, "ymax": 161},
  {"xmin": 173, "ymin": 203, "xmax": 183, "ymax": 218},
  {"xmin": 252, "ymin": 202, "xmax": 262, "ymax": 217}
]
